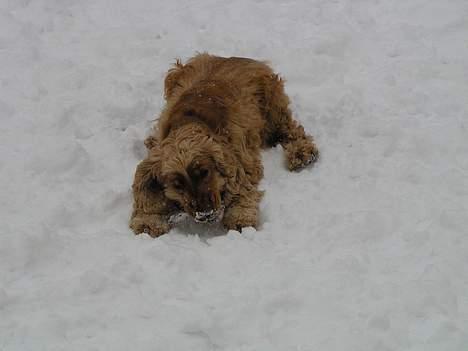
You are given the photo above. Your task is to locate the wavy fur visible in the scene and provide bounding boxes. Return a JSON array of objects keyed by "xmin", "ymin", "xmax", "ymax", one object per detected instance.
[{"xmin": 130, "ymin": 53, "xmax": 318, "ymax": 237}]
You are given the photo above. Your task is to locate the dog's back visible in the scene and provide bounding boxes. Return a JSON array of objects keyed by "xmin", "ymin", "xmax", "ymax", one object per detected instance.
[{"xmin": 159, "ymin": 54, "xmax": 288, "ymax": 145}]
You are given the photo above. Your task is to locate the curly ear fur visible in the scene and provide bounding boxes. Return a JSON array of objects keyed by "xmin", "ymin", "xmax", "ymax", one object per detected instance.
[
  {"xmin": 130, "ymin": 150, "xmax": 173, "ymax": 237},
  {"xmin": 131, "ymin": 149, "xmax": 170, "ymax": 211}
]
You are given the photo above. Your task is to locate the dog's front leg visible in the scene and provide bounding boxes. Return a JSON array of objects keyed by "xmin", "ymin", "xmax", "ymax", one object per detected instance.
[
  {"xmin": 223, "ymin": 187, "xmax": 263, "ymax": 232},
  {"xmin": 130, "ymin": 211, "xmax": 171, "ymax": 238}
]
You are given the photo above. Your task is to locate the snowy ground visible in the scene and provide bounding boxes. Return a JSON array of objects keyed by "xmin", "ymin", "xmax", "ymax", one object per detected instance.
[{"xmin": 1, "ymin": 0, "xmax": 468, "ymax": 350}]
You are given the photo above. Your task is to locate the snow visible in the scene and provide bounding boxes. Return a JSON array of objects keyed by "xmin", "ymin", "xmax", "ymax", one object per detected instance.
[{"xmin": 1, "ymin": 0, "xmax": 468, "ymax": 350}]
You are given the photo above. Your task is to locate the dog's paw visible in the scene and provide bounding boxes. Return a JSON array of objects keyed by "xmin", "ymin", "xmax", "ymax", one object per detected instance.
[
  {"xmin": 222, "ymin": 211, "xmax": 258, "ymax": 233},
  {"xmin": 285, "ymin": 140, "xmax": 319, "ymax": 171},
  {"xmin": 130, "ymin": 215, "xmax": 171, "ymax": 238}
]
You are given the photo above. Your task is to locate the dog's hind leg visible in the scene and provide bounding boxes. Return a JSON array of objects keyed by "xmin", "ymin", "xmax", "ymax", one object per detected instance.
[
  {"xmin": 280, "ymin": 118, "xmax": 319, "ymax": 171},
  {"xmin": 263, "ymin": 75, "xmax": 319, "ymax": 171}
]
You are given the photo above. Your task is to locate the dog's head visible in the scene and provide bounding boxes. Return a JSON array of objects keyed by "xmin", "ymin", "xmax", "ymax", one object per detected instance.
[{"xmin": 139, "ymin": 124, "xmax": 231, "ymax": 223}]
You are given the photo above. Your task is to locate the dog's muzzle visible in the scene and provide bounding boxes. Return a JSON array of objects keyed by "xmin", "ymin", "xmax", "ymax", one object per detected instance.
[{"xmin": 194, "ymin": 207, "xmax": 224, "ymax": 223}]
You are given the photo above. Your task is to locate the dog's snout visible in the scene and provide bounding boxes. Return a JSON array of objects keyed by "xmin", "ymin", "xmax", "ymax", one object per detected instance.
[{"xmin": 195, "ymin": 193, "xmax": 215, "ymax": 212}]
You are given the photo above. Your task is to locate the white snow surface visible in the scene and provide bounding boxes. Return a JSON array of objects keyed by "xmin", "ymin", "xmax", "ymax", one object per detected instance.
[{"xmin": 1, "ymin": 1, "xmax": 468, "ymax": 350}]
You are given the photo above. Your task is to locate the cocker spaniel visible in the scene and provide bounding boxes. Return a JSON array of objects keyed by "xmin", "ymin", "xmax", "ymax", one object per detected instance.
[{"xmin": 130, "ymin": 53, "xmax": 319, "ymax": 237}]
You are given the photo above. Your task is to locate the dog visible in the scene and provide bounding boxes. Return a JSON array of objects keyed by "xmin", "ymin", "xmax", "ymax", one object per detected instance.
[{"xmin": 130, "ymin": 53, "xmax": 319, "ymax": 237}]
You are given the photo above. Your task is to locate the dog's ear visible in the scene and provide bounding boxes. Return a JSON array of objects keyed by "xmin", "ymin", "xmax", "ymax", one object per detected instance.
[
  {"xmin": 133, "ymin": 153, "xmax": 163, "ymax": 194},
  {"xmin": 131, "ymin": 146, "xmax": 172, "ymax": 234},
  {"xmin": 211, "ymin": 145, "xmax": 235, "ymax": 179},
  {"xmin": 212, "ymin": 156, "xmax": 227, "ymax": 177}
]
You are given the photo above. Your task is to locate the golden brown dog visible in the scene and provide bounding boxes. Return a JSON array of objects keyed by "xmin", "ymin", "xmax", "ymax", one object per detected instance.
[{"xmin": 130, "ymin": 53, "xmax": 319, "ymax": 237}]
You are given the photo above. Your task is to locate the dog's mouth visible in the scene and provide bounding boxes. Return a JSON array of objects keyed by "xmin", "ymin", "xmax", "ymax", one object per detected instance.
[
  {"xmin": 168, "ymin": 193, "xmax": 227, "ymax": 225},
  {"xmin": 193, "ymin": 206, "xmax": 225, "ymax": 223}
]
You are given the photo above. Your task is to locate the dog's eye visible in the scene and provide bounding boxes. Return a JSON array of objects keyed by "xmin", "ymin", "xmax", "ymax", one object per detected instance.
[
  {"xmin": 185, "ymin": 109, "xmax": 196, "ymax": 117},
  {"xmin": 173, "ymin": 179, "xmax": 183, "ymax": 191}
]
